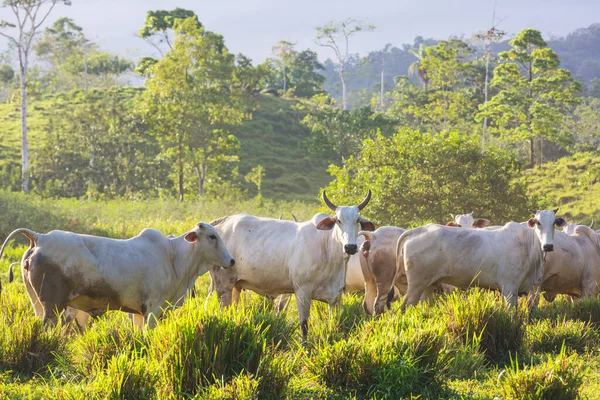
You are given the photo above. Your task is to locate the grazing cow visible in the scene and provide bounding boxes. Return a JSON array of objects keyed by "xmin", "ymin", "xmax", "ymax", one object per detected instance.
[
  {"xmin": 208, "ymin": 190, "xmax": 374, "ymax": 337},
  {"xmin": 528, "ymin": 224, "xmax": 600, "ymax": 310},
  {"xmin": 358, "ymin": 227, "xmax": 406, "ymax": 316},
  {"xmin": 0, "ymin": 223, "xmax": 234, "ymax": 327},
  {"xmin": 397, "ymin": 209, "xmax": 565, "ymax": 311},
  {"xmin": 446, "ymin": 212, "xmax": 490, "ymax": 228}
]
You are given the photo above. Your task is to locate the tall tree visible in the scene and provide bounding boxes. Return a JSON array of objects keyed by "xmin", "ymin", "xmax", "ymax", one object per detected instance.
[
  {"xmin": 139, "ymin": 8, "xmax": 199, "ymax": 56},
  {"xmin": 476, "ymin": 28, "xmax": 582, "ymax": 166},
  {"xmin": 271, "ymin": 40, "xmax": 295, "ymax": 93},
  {"xmin": 407, "ymin": 43, "xmax": 429, "ymax": 90},
  {"xmin": 315, "ymin": 18, "xmax": 375, "ymax": 110},
  {"xmin": 138, "ymin": 17, "xmax": 245, "ymax": 201},
  {"xmin": 0, "ymin": 0, "xmax": 71, "ymax": 193}
]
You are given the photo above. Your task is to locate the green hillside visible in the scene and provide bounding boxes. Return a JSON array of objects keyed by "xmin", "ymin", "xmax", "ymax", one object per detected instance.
[
  {"xmin": 0, "ymin": 91, "xmax": 331, "ymax": 202},
  {"xmin": 525, "ymin": 152, "xmax": 600, "ymax": 223}
]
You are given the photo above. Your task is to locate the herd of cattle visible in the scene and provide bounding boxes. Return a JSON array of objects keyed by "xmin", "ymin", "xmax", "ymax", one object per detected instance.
[{"xmin": 1, "ymin": 190, "xmax": 598, "ymax": 338}]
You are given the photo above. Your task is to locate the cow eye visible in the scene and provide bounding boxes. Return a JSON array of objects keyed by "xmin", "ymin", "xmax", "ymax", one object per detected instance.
[{"xmin": 209, "ymin": 234, "xmax": 217, "ymax": 240}]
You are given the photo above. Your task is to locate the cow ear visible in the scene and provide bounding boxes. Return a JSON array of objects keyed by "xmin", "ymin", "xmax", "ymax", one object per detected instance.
[
  {"xmin": 555, "ymin": 217, "xmax": 567, "ymax": 228},
  {"xmin": 472, "ymin": 219, "xmax": 490, "ymax": 228},
  {"xmin": 359, "ymin": 218, "xmax": 375, "ymax": 232},
  {"xmin": 184, "ymin": 231, "xmax": 198, "ymax": 243},
  {"xmin": 527, "ymin": 218, "xmax": 536, "ymax": 228},
  {"xmin": 316, "ymin": 216, "xmax": 337, "ymax": 231},
  {"xmin": 446, "ymin": 221, "xmax": 458, "ymax": 227}
]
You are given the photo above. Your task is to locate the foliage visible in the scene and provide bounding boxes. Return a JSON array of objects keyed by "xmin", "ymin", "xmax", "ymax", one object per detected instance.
[
  {"xmin": 299, "ymin": 93, "xmax": 397, "ymax": 164},
  {"xmin": 245, "ymin": 164, "xmax": 265, "ymax": 198},
  {"xmin": 477, "ymin": 28, "xmax": 582, "ymax": 166},
  {"xmin": 525, "ymin": 318, "xmax": 598, "ymax": 354},
  {"xmin": 138, "ymin": 7, "xmax": 200, "ymax": 56},
  {"xmin": 137, "ymin": 17, "xmax": 246, "ymax": 200},
  {"xmin": 324, "ymin": 128, "xmax": 532, "ymax": 228}
]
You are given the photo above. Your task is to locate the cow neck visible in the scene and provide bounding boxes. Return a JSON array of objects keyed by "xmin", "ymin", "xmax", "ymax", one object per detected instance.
[
  {"xmin": 169, "ymin": 234, "xmax": 204, "ymax": 299},
  {"xmin": 323, "ymin": 227, "xmax": 347, "ymax": 267}
]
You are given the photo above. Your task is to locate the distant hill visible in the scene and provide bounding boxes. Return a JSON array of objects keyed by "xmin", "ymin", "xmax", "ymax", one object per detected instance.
[{"xmin": 0, "ymin": 91, "xmax": 331, "ymax": 202}]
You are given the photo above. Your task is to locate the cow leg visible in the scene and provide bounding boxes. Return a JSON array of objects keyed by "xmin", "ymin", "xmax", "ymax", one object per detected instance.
[
  {"xmin": 276, "ymin": 294, "xmax": 292, "ymax": 315},
  {"xmin": 373, "ymin": 283, "xmax": 394, "ymax": 316},
  {"xmin": 361, "ymin": 260, "xmax": 377, "ymax": 316},
  {"xmin": 22, "ymin": 270, "xmax": 44, "ymax": 318},
  {"xmin": 132, "ymin": 314, "xmax": 145, "ymax": 329},
  {"xmin": 29, "ymin": 267, "xmax": 69, "ymax": 325},
  {"xmin": 527, "ymin": 286, "xmax": 542, "ymax": 315},
  {"xmin": 401, "ymin": 280, "xmax": 427, "ymax": 311},
  {"xmin": 295, "ymin": 292, "xmax": 312, "ymax": 339},
  {"xmin": 419, "ymin": 285, "xmax": 437, "ymax": 303},
  {"xmin": 231, "ymin": 286, "xmax": 241, "ymax": 304}
]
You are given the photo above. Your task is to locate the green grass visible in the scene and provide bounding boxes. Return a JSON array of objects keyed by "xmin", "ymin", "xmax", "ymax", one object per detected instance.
[
  {"xmin": 0, "ymin": 90, "xmax": 331, "ymax": 202},
  {"xmin": 2, "ymin": 196, "xmax": 600, "ymax": 398},
  {"xmin": 525, "ymin": 151, "xmax": 600, "ymax": 223}
]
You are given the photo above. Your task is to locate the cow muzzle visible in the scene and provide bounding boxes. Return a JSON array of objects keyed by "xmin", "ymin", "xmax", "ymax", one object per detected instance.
[
  {"xmin": 223, "ymin": 258, "xmax": 236, "ymax": 268},
  {"xmin": 344, "ymin": 244, "xmax": 358, "ymax": 255},
  {"xmin": 543, "ymin": 244, "xmax": 554, "ymax": 252}
]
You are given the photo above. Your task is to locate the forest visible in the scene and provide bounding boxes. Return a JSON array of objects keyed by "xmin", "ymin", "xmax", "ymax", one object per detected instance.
[{"xmin": 1, "ymin": 2, "xmax": 600, "ymax": 399}]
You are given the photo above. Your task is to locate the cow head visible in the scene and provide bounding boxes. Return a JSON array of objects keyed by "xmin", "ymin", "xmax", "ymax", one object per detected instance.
[
  {"xmin": 527, "ymin": 209, "xmax": 567, "ymax": 252},
  {"xmin": 316, "ymin": 190, "xmax": 375, "ymax": 256},
  {"xmin": 184, "ymin": 223, "xmax": 235, "ymax": 268},
  {"xmin": 447, "ymin": 212, "xmax": 490, "ymax": 228}
]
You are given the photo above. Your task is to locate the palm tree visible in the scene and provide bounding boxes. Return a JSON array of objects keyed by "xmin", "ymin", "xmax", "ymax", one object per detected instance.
[{"xmin": 408, "ymin": 44, "xmax": 429, "ymax": 90}]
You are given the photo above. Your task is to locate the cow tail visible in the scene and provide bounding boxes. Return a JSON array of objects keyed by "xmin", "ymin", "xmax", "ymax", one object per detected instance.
[
  {"xmin": 394, "ymin": 231, "xmax": 411, "ymax": 294},
  {"xmin": 8, "ymin": 263, "xmax": 19, "ymax": 283},
  {"xmin": 358, "ymin": 231, "xmax": 372, "ymax": 256},
  {"xmin": 0, "ymin": 229, "xmax": 37, "ymax": 290}
]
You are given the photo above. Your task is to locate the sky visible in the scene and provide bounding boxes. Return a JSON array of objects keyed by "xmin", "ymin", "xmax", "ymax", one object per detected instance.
[{"xmin": 0, "ymin": 0, "xmax": 598, "ymax": 64}]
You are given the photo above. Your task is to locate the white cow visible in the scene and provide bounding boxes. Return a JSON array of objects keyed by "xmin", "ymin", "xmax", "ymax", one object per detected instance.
[
  {"xmin": 562, "ymin": 220, "xmax": 594, "ymax": 235},
  {"xmin": 208, "ymin": 190, "xmax": 374, "ymax": 337},
  {"xmin": 397, "ymin": 209, "xmax": 565, "ymax": 311},
  {"xmin": 447, "ymin": 212, "xmax": 490, "ymax": 228},
  {"xmin": 528, "ymin": 224, "xmax": 600, "ymax": 310},
  {"xmin": 0, "ymin": 223, "xmax": 234, "ymax": 327}
]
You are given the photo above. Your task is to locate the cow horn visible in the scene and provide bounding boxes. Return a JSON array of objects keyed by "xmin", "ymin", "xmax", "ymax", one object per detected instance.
[
  {"xmin": 553, "ymin": 208, "xmax": 559, "ymax": 214},
  {"xmin": 590, "ymin": 219, "xmax": 595, "ymax": 229},
  {"xmin": 292, "ymin": 214, "xmax": 298, "ymax": 222},
  {"xmin": 529, "ymin": 209, "xmax": 537, "ymax": 215},
  {"xmin": 357, "ymin": 189, "xmax": 372, "ymax": 211},
  {"xmin": 322, "ymin": 190, "xmax": 337, "ymax": 211}
]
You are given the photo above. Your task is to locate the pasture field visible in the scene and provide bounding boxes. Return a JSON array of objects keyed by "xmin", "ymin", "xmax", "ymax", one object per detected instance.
[{"xmin": 1, "ymin": 194, "xmax": 600, "ymax": 399}]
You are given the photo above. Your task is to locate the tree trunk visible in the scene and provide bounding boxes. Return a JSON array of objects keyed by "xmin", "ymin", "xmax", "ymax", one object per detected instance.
[
  {"xmin": 19, "ymin": 61, "xmax": 29, "ymax": 193},
  {"xmin": 339, "ymin": 62, "xmax": 347, "ymax": 110},
  {"xmin": 380, "ymin": 55, "xmax": 385, "ymax": 110},
  {"xmin": 178, "ymin": 139, "xmax": 184, "ymax": 202},
  {"xmin": 529, "ymin": 137, "xmax": 535, "ymax": 167}
]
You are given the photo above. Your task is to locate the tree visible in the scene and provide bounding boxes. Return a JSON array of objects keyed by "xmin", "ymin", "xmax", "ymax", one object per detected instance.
[
  {"xmin": 477, "ymin": 28, "xmax": 582, "ymax": 166},
  {"xmin": 300, "ymin": 93, "xmax": 397, "ymax": 164},
  {"xmin": 407, "ymin": 43, "xmax": 429, "ymax": 89},
  {"xmin": 324, "ymin": 129, "xmax": 532, "ymax": 227},
  {"xmin": 139, "ymin": 8, "xmax": 199, "ymax": 56},
  {"xmin": 138, "ymin": 17, "xmax": 246, "ymax": 201},
  {"xmin": 245, "ymin": 165, "xmax": 265, "ymax": 199},
  {"xmin": 315, "ymin": 18, "xmax": 375, "ymax": 110},
  {"xmin": 0, "ymin": 0, "xmax": 71, "ymax": 193},
  {"xmin": 271, "ymin": 40, "xmax": 295, "ymax": 93}
]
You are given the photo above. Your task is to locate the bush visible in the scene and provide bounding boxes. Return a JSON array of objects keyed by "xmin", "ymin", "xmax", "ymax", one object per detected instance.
[
  {"xmin": 443, "ymin": 289, "xmax": 524, "ymax": 363},
  {"xmin": 0, "ymin": 284, "xmax": 66, "ymax": 375},
  {"xmin": 499, "ymin": 347, "xmax": 587, "ymax": 400},
  {"xmin": 525, "ymin": 318, "xmax": 597, "ymax": 354},
  {"xmin": 533, "ymin": 296, "xmax": 600, "ymax": 327},
  {"xmin": 324, "ymin": 129, "xmax": 533, "ymax": 227},
  {"xmin": 200, "ymin": 373, "xmax": 259, "ymax": 400}
]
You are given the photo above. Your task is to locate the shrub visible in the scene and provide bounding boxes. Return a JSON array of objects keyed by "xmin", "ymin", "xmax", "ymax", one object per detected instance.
[
  {"xmin": 499, "ymin": 347, "xmax": 587, "ymax": 400},
  {"xmin": 70, "ymin": 312, "xmax": 145, "ymax": 375},
  {"xmin": 0, "ymin": 284, "xmax": 66, "ymax": 375},
  {"xmin": 533, "ymin": 296, "xmax": 600, "ymax": 327},
  {"xmin": 443, "ymin": 289, "xmax": 524, "ymax": 363},
  {"xmin": 200, "ymin": 373, "xmax": 259, "ymax": 400},
  {"xmin": 525, "ymin": 318, "xmax": 597, "ymax": 354}
]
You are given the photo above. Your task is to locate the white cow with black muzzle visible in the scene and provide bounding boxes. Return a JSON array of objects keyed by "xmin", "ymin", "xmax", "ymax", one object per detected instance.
[
  {"xmin": 208, "ymin": 190, "xmax": 375, "ymax": 338},
  {"xmin": 397, "ymin": 209, "xmax": 564, "ymax": 311}
]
